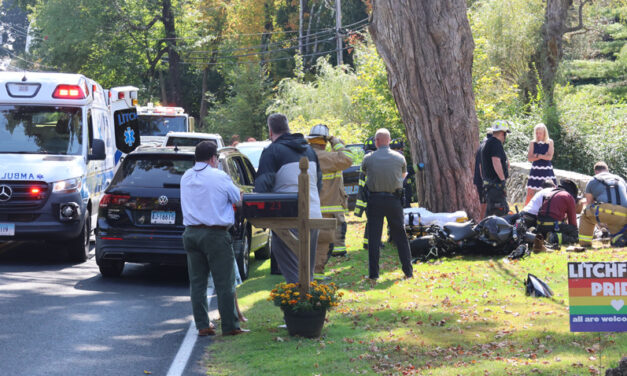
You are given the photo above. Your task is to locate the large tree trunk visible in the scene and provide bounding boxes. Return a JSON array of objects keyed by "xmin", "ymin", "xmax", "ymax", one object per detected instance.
[
  {"xmin": 370, "ymin": 0, "xmax": 480, "ymax": 219},
  {"xmin": 162, "ymin": 0, "xmax": 182, "ymax": 106},
  {"xmin": 537, "ymin": 0, "xmax": 588, "ymax": 106}
]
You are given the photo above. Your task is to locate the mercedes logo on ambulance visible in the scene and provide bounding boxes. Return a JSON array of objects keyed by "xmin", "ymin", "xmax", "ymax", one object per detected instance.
[
  {"xmin": 158, "ymin": 195, "xmax": 168, "ymax": 206},
  {"xmin": 0, "ymin": 185, "xmax": 13, "ymax": 202}
]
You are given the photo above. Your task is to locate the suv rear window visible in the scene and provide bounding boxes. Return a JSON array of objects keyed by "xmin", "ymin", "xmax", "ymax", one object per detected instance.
[{"xmin": 112, "ymin": 154, "xmax": 194, "ymax": 188}]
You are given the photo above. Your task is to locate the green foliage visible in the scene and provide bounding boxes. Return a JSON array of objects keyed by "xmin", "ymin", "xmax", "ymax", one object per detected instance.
[
  {"xmin": 468, "ymin": 0, "xmax": 541, "ymax": 126},
  {"xmin": 553, "ymin": 83, "xmax": 627, "ymax": 176},
  {"xmin": 267, "ymin": 40, "xmax": 405, "ymax": 144},
  {"xmin": 203, "ymin": 63, "xmax": 271, "ymax": 140},
  {"xmin": 469, "ymin": 0, "xmax": 544, "ymax": 85},
  {"xmin": 351, "ymin": 38, "xmax": 404, "ymax": 138},
  {"xmin": 561, "ymin": 59, "xmax": 627, "ymax": 84}
]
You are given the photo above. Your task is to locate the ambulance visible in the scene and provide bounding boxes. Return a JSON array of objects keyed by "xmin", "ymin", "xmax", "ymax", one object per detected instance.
[
  {"xmin": 136, "ymin": 104, "xmax": 194, "ymax": 146},
  {"xmin": 0, "ymin": 72, "xmax": 139, "ymax": 262}
]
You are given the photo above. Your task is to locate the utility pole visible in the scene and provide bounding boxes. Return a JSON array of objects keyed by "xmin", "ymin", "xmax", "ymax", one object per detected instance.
[
  {"xmin": 299, "ymin": 0, "xmax": 305, "ymax": 56},
  {"xmin": 335, "ymin": 0, "xmax": 343, "ymax": 65}
]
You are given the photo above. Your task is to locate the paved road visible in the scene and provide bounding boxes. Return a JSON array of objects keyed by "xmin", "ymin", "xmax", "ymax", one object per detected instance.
[{"xmin": 0, "ymin": 241, "xmax": 212, "ymax": 376}]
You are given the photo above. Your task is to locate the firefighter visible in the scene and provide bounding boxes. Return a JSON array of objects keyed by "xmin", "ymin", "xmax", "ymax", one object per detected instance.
[
  {"xmin": 307, "ymin": 124, "xmax": 353, "ymax": 280},
  {"xmin": 355, "ymin": 136, "xmax": 377, "ymax": 249},
  {"xmin": 578, "ymin": 162, "xmax": 627, "ymax": 247}
]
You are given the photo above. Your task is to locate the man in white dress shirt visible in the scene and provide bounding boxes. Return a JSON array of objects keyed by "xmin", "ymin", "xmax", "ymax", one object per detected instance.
[{"xmin": 180, "ymin": 141, "xmax": 248, "ymax": 336}]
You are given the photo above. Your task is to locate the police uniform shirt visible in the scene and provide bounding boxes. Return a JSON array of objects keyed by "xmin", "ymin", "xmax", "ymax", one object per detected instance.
[
  {"xmin": 481, "ymin": 136, "xmax": 508, "ymax": 182},
  {"xmin": 585, "ymin": 172, "xmax": 627, "ymax": 207},
  {"xmin": 361, "ymin": 146, "xmax": 406, "ymax": 193},
  {"xmin": 180, "ymin": 162, "xmax": 241, "ymax": 226}
]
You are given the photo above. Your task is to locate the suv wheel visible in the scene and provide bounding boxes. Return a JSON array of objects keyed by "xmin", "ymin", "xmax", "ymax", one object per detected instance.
[
  {"xmin": 254, "ymin": 230, "xmax": 272, "ymax": 260},
  {"xmin": 234, "ymin": 230, "xmax": 250, "ymax": 281},
  {"xmin": 68, "ymin": 214, "xmax": 90, "ymax": 263},
  {"xmin": 98, "ymin": 259, "xmax": 125, "ymax": 278}
]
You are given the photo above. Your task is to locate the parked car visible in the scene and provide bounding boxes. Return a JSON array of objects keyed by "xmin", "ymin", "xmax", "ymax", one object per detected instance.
[
  {"xmin": 162, "ymin": 131, "xmax": 225, "ymax": 148},
  {"xmin": 235, "ymin": 140, "xmax": 271, "ymax": 170},
  {"xmin": 95, "ymin": 146, "xmax": 270, "ymax": 278}
]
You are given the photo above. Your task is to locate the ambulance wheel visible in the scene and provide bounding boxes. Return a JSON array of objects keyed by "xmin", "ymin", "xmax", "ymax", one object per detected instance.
[
  {"xmin": 98, "ymin": 259, "xmax": 124, "ymax": 278},
  {"xmin": 234, "ymin": 230, "xmax": 251, "ymax": 281},
  {"xmin": 68, "ymin": 215, "xmax": 90, "ymax": 263}
]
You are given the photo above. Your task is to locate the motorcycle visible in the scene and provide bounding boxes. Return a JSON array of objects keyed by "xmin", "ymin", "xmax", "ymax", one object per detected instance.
[{"xmin": 410, "ymin": 215, "xmax": 537, "ymax": 262}]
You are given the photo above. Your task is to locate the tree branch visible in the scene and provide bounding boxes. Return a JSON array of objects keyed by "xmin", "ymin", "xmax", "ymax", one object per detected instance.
[
  {"xmin": 564, "ymin": 0, "xmax": 590, "ymax": 34},
  {"xmin": 148, "ymin": 47, "xmax": 168, "ymax": 74},
  {"xmin": 112, "ymin": 0, "xmax": 162, "ymax": 32}
]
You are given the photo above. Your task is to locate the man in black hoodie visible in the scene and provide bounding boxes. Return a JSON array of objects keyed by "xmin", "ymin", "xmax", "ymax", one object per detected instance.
[{"xmin": 255, "ymin": 113, "xmax": 322, "ymax": 284}]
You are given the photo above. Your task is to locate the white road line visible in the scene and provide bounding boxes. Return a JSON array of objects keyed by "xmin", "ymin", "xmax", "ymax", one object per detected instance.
[{"xmin": 166, "ymin": 287, "xmax": 215, "ymax": 376}]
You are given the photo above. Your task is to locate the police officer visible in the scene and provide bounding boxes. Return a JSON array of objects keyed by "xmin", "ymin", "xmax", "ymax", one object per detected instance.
[
  {"xmin": 579, "ymin": 161, "xmax": 627, "ymax": 247},
  {"xmin": 307, "ymin": 124, "xmax": 353, "ymax": 279},
  {"xmin": 360, "ymin": 128, "xmax": 413, "ymax": 282},
  {"xmin": 481, "ymin": 120, "xmax": 511, "ymax": 216}
]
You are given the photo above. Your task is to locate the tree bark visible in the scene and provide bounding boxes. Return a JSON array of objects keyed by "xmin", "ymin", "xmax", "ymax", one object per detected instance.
[
  {"xmin": 162, "ymin": 0, "xmax": 182, "ymax": 106},
  {"xmin": 370, "ymin": 0, "xmax": 480, "ymax": 219}
]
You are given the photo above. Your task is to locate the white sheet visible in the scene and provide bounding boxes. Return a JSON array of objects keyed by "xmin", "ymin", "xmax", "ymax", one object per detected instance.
[{"xmin": 404, "ymin": 207, "xmax": 468, "ymax": 226}]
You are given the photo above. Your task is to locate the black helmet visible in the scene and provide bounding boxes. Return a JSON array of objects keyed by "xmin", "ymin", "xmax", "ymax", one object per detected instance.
[
  {"xmin": 364, "ymin": 136, "xmax": 376, "ymax": 152},
  {"xmin": 558, "ymin": 179, "xmax": 578, "ymax": 200},
  {"xmin": 390, "ymin": 138, "xmax": 404, "ymax": 150}
]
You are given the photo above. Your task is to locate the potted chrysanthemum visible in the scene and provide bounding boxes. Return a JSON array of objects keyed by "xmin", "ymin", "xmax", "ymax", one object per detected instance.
[{"xmin": 268, "ymin": 281, "xmax": 342, "ymax": 338}]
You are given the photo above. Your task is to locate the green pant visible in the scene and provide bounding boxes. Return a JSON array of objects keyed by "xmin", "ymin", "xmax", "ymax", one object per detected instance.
[{"xmin": 183, "ymin": 227, "xmax": 239, "ymax": 333}]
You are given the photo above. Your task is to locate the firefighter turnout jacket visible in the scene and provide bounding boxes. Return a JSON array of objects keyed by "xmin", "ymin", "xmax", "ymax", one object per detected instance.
[{"xmin": 313, "ymin": 139, "xmax": 353, "ymax": 214}]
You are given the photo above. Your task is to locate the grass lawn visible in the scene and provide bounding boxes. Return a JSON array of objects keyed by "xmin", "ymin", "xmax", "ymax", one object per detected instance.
[{"xmin": 205, "ymin": 214, "xmax": 626, "ymax": 375}]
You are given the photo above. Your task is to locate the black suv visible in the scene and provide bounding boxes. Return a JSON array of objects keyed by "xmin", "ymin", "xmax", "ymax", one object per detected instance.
[{"xmin": 95, "ymin": 146, "xmax": 270, "ymax": 278}]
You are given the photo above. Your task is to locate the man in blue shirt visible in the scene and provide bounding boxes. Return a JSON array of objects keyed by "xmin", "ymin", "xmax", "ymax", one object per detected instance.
[{"xmin": 180, "ymin": 141, "xmax": 248, "ymax": 336}]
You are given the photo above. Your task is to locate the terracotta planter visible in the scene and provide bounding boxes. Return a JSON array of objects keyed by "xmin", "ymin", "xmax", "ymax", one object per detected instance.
[{"xmin": 282, "ymin": 307, "xmax": 327, "ymax": 338}]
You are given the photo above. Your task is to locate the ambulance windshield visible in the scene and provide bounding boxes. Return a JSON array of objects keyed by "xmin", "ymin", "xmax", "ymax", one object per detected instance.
[
  {"xmin": 0, "ymin": 106, "xmax": 83, "ymax": 155},
  {"xmin": 136, "ymin": 115, "xmax": 186, "ymax": 136}
]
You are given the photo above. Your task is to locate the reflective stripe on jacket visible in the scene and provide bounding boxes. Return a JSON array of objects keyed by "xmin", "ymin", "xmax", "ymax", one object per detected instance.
[{"xmin": 314, "ymin": 142, "xmax": 353, "ymax": 214}]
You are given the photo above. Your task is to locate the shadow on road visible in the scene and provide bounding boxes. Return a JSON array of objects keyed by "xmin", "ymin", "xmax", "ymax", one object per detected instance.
[
  {"xmin": 0, "ymin": 240, "xmax": 78, "ymax": 269},
  {"xmin": 75, "ymin": 263, "xmax": 189, "ymax": 293}
]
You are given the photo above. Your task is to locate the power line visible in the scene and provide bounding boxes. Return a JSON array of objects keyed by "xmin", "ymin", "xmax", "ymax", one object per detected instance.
[
  {"xmin": 145, "ymin": 17, "xmax": 369, "ymax": 41},
  {"xmin": 186, "ymin": 17, "xmax": 368, "ymax": 55},
  {"xmin": 0, "ymin": 46, "xmax": 58, "ymax": 71},
  {"xmin": 180, "ymin": 43, "xmax": 357, "ymax": 66},
  {"xmin": 183, "ymin": 22, "xmax": 368, "ymax": 62},
  {"xmin": 184, "ymin": 36, "xmax": 336, "ymax": 60}
]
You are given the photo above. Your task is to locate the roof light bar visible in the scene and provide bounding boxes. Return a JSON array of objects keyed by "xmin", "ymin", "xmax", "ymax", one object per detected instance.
[{"xmin": 52, "ymin": 85, "xmax": 86, "ymax": 99}]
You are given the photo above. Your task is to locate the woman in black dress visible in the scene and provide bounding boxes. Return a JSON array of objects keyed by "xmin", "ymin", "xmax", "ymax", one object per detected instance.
[{"xmin": 525, "ymin": 123, "xmax": 557, "ymax": 205}]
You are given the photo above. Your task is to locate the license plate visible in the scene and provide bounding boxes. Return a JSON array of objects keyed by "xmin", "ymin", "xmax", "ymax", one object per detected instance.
[
  {"xmin": 344, "ymin": 185, "xmax": 359, "ymax": 195},
  {"xmin": 150, "ymin": 211, "xmax": 176, "ymax": 225},
  {"xmin": 0, "ymin": 223, "xmax": 15, "ymax": 236}
]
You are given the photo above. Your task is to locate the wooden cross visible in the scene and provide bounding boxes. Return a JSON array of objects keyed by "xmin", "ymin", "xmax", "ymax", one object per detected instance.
[{"xmin": 248, "ymin": 157, "xmax": 336, "ymax": 295}]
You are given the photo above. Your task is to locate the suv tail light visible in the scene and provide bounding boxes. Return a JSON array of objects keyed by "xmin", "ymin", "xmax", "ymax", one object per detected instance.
[{"xmin": 100, "ymin": 194, "xmax": 130, "ymax": 208}]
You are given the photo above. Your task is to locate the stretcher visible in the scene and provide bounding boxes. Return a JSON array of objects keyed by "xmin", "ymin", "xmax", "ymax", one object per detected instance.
[{"xmin": 404, "ymin": 207, "xmax": 469, "ymax": 238}]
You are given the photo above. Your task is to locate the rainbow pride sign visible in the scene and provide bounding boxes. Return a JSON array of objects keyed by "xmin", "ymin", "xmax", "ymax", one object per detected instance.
[{"xmin": 568, "ymin": 262, "xmax": 627, "ymax": 332}]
